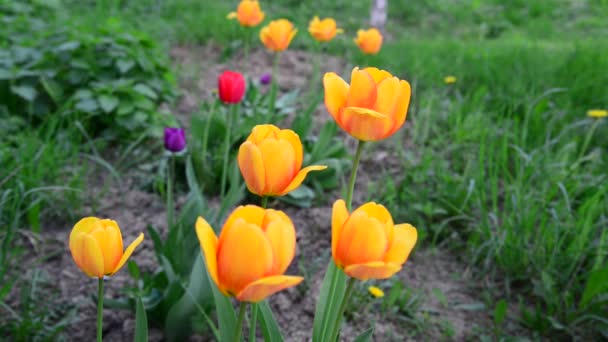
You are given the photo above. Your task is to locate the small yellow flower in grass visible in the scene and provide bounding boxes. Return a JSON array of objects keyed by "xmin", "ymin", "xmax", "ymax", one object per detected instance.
[
  {"xmin": 587, "ymin": 109, "xmax": 608, "ymax": 118},
  {"xmin": 444, "ymin": 76, "xmax": 457, "ymax": 84},
  {"xmin": 368, "ymin": 285, "xmax": 385, "ymax": 298}
]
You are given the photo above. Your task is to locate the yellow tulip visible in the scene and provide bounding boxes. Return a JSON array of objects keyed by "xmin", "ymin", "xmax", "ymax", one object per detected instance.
[
  {"xmin": 195, "ymin": 206, "xmax": 303, "ymax": 302},
  {"xmin": 323, "ymin": 67, "xmax": 411, "ymax": 141},
  {"xmin": 354, "ymin": 28, "xmax": 382, "ymax": 55},
  {"xmin": 260, "ymin": 19, "xmax": 297, "ymax": 52},
  {"xmin": 227, "ymin": 0, "xmax": 265, "ymax": 27},
  {"xmin": 332, "ymin": 199, "xmax": 417, "ymax": 280},
  {"xmin": 308, "ymin": 16, "xmax": 343, "ymax": 42},
  {"xmin": 238, "ymin": 124, "xmax": 327, "ymax": 196},
  {"xmin": 69, "ymin": 217, "xmax": 144, "ymax": 278}
]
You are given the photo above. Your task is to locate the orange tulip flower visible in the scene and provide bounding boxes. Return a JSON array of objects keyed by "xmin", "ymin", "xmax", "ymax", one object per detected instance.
[
  {"xmin": 195, "ymin": 206, "xmax": 303, "ymax": 302},
  {"xmin": 332, "ymin": 199, "xmax": 417, "ymax": 280},
  {"xmin": 259, "ymin": 19, "xmax": 297, "ymax": 52},
  {"xmin": 323, "ymin": 67, "xmax": 411, "ymax": 141},
  {"xmin": 69, "ymin": 217, "xmax": 144, "ymax": 278},
  {"xmin": 308, "ymin": 16, "xmax": 343, "ymax": 42},
  {"xmin": 238, "ymin": 124, "xmax": 327, "ymax": 196},
  {"xmin": 227, "ymin": 0, "xmax": 265, "ymax": 27},
  {"xmin": 354, "ymin": 28, "xmax": 383, "ymax": 55}
]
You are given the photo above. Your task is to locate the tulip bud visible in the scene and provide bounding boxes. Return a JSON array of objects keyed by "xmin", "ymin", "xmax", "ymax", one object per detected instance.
[
  {"xmin": 218, "ymin": 70, "xmax": 246, "ymax": 104},
  {"xmin": 260, "ymin": 73, "xmax": 272, "ymax": 85},
  {"xmin": 226, "ymin": 0, "xmax": 265, "ymax": 27},
  {"xmin": 164, "ymin": 127, "xmax": 186, "ymax": 153},
  {"xmin": 323, "ymin": 67, "xmax": 411, "ymax": 141},
  {"xmin": 195, "ymin": 205, "xmax": 303, "ymax": 302},
  {"xmin": 260, "ymin": 19, "xmax": 297, "ymax": 52},
  {"xmin": 238, "ymin": 124, "xmax": 327, "ymax": 197},
  {"xmin": 354, "ymin": 28, "xmax": 383, "ymax": 55},
  {"xmin": 308, "ymin": 16, "xmax": 343, "ymax": 43},
  {"xmin": 69, "ymin": 217, "xmax": 144, "ymax": 278},
  {"xmin": 332, "ymin": 200, "xmax": 417, "ymax": 280}
]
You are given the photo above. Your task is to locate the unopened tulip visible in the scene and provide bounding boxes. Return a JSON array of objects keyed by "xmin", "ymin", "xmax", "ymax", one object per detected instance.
[
  {"xmin": 69, "ymin": 217, "xmax": 144, "ymax": 278},
  {"xmin": 332, "ymin": 199, "xmax": 417, "ymax": 280},
  {"xmin": 164, "ymin": 127, "xmax": 186, "ymax": 152},
  {"xmin": 218, "ymin": 70, "xmax": 246, "ymax": 104},
  {"xmin": 354, "ymin": 28, "xmax": 383, "ymax": 55},
  {"xmin": 227, "ymin": 0, "xmax": 264, "ymax": 27},
  {"xmin": 323, "ymin": 67, "xmax": 411, "ymax": 141},
  {"xmin": 260, "ymin": 19, "xmax": 297, "ymax": 52},
  {"xmin": 308, "ymin": 16, "xmax": 343, "ymax": 42},
  {"xmin": 238, "ymin": 124, "xmax": 326, "ymax": 196},
  {"xmin": 195, "ymin": 205, "xmax": 303, "ymax": 302}
]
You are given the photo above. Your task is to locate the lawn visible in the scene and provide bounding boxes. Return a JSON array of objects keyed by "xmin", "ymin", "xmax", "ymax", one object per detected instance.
[{"xmin": 1, "ymin": 0, "xmax": 607, "ymax": 341}]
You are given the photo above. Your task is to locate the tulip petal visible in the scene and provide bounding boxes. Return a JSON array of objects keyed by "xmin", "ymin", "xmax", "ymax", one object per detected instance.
[
  {"xmin": 264, "ymin": 218, "xmax": 296, "ymax": 275},
  {"xmin": 258, "ymin": 138, "xmax": 296, "ymax": 195},
  {"xmin": 342, "ymin": 106, "xmax": 391, "ymax": 141},
  {"xmin": 69, "ymin": 217, "xmax": 100, "ymax": 252},
  {"xmin": 279, "ymin": 165, "xmax": 327, "ymax": 195},
  {"xmin": 285, "ymin": 29, "xmax": 297, "ymax": 49},
  {"xmin": 373, "ymin": 77, "xmax": 400, "ymax": 117},
  {"xmin": 384, "ymin": 223, "xmax": 417, "ymax": 265},
  {"xmin": 237, "ymin": 275, "xmax": 303, "ymax": 302},
  {"xmin": 248, "ymin": 124, "xmax": 280, "ymax": 144},
  {"xmin": 217, "ymin": 219, "xmax": 273, "ymax": 295},
  {"xmin": 82, "ymin": 234, "xmax": 105, "ymax": 278},
  {"xmin": 222, "ymin": 205, "xmax": 266, "ymax": 234},
  {"xmin": 331, "ymin": 199, "xmax": 349, "ymax": 265},
  {"xmin": 278, "ymin": 129, "xmax": 303, "ymax": 172},
  {"xmin": 355, "ymin": 202, "xmax": 394, "ymax": 241},
  {"xmin": 387, "ymin": 80, "xmax": 412, "ymax": 136},
  {"xmin": 69, "ymin": 232, "xmax": 87, "ymax": 273},
  {"xmin": 336, "ymin": 212, "xmax": 388, "ymax": 266},
  {"xmin": 238, "ymin": 141, "xmax": 266, "ymax": 195},
  {"xmin": 346, "ymin": 68, "xmax": 377, "ymax": 108},
  {"xmin": 195, "ymin": 217, "xmax": 222, "ymax": 293},
  {"xmin": 323, "ymin": 72, "xmax": 349, "ymax": 120},
  {"xmin": 90, "ymin": 221, "xmax": 123, "ymax": 274},
  {"xmin": 363, "ymin": 67, "xmax": 392, "ymax": 84},
  {"xmin": 344, "ymin": 261, "xmax": 401, "ymax": 280},
  {"xmin": 110, "ymin": 233, "xmax": 144, "ymax": 276}
]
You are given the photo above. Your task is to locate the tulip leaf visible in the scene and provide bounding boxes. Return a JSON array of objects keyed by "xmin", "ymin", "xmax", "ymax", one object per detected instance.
[
  {"xmin": 581, "ymin": 266, "xmax": 608, "ymax": 307},
  {"xmin": 258, "ymin": 300, "xmax": 284, "ymax": 342},
  {"xmin": 353, "ymin": 327, "xmax": 374, "ymax": 342},
  {"xmin": 134, "ymin": 297, "xmax": 148, "ymax": 342},
  {"xmin": 312, "ymin": 261, "xmax": 348, "ymax": 342}
]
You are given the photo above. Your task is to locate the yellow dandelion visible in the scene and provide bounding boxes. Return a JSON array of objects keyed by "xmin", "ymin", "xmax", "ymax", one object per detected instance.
[
  {"xmin": 587, "ymin": 109, "xmax": 608, "ymax": 118},
  {"xmin": 444, "ymin": 76, "xmax": 457, "ymax": 84},
  {"xmin": 368, "ymin": 286, "xmax": 385, "ymax": 298}
]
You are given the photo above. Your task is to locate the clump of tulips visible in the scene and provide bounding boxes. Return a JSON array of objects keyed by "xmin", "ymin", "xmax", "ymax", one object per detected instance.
[{"xmin": 67, "ymin": 1, "xmax": 414, "ymax": 340}]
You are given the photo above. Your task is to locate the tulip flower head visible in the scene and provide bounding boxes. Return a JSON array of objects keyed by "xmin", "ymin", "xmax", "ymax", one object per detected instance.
[
  {"xmin": 354, "ymin": 28, "xmax": 383, "ymax": 55},
  {"xmin": 587, "ymin": 109, "xmax": 607, "ymax": 118},
  {"xmin": 164, "ymin": 127, "xmax": 186, "ymax": 153},
  {"xmin": 332, "ymin": 200, "xmax": 417, "ymax": 280},
  {"xmin": 260, "ymin": 19, "xmax": 297, "ymax": 52},
  {"xmin": 69, "ymin": 217, "xmax": 144, "ymax": 278},
  {"xmin": 218, "ymin": 70, "xmax": 246, "ymax": 104},
  {"xmin": 227, "ymin": 0, "xmax": 264, "ymax": 27},
  {"xmin": 238, "ymin": 124, "xmax": 327, "ymax": 197},
  {"xmin": 323, "ymin": 67, "xmax": 411, "ymax": 141},
  {"xmin": 260, "ymin": 73, "xmax": 272, "ymax": 85},
  {"xmin": 308, "ymin": 16, "xmax": 343, "ymax": 42},
  {"xmin": 196, "ymin": 205, "xmax": 303, "ymax": 302}
]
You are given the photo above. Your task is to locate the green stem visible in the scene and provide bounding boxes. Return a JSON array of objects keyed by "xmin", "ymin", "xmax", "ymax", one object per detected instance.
[
  {"xmin": 307, "ymin": 42, "xmax": 321, "ymax": 98},
  {"xmin": 329, "ymin": 277, "xmax": 356, "ymax": 342},
  {"xmin": 201, "ymin": 99, "xmax": 217, "ymax": 165},
  {"xmin": 244, "ymin": 28, "xmax": 251, "ymax": 73},
  {"xmin": 97, "ymin": 278, "xmax": 104, "ymax": 342},
  {"xmin": 249, "ymin": 303, "xmax": 258, "ymax": 342},
  {"xmin": 260, "ymin": 196, "xmax": 268, "ymax": 209},
  {"xmin": 578, "ymin": 119, "xmax": 601, "ymax": 161},
  {"xmin": 220, "ymin": 104, "xmax": 236, "ymax": 198},
  {"xmin": 166, "ymin": 155, "xmax": 175, "ymax": 229},
  {"xmin": 346, "ymin": 140, "xmax": 366, "ymax": 210},
  {"xmin": 268, "ymin": 53, "xmax": 281, "ymax": 122},
  {"xmin": 234, "ymin": 302, "xmax": 247, "ymax": 342}
]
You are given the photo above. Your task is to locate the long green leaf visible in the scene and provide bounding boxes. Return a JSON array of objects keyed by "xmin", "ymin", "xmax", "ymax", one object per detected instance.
[
  {"xmin": 353, "ymin": 327, "xmax": 374, "ymax": 342},
  {"xmin": 312, "ymin": 261, "xmax": 347, "ymax": 342},
  {"xmin": 258, "ymin": 300, "xmax": 284, "ymax": 342},
  {"xmin": 134, "ymin": 297, "xmax": 148, "ymax": 342}
]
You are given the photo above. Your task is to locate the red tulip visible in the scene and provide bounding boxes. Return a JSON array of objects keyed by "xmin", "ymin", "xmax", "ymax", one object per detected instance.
[{"xmin": 218, "ymin": 71, "xmax": 246, "ymax": 104}]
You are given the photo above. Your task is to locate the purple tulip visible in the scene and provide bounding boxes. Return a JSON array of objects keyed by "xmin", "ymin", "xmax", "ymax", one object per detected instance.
[
  {"xmin": 164, "ymin": 127, "xmax": 186, "ymax": 152},
  {"xmin": 260, "ymin": 73, "xmax": 272, "ymax": 85}
]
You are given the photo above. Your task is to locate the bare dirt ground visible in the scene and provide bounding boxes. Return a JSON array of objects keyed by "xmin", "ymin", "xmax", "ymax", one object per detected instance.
[{"xmin": 10, "ymin": 45, "xmax": 506, "ymax": 341}]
